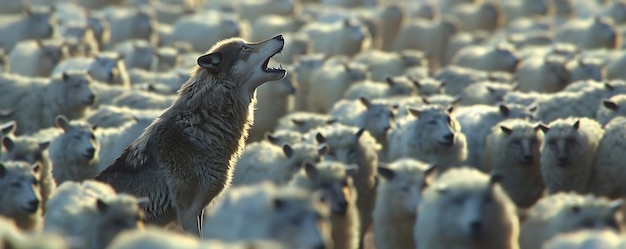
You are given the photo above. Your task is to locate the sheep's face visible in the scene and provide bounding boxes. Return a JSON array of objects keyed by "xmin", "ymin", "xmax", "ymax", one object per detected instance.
[
  {"xmin": 59, "ymin": 123, "xmax": 99, "ymax": 162},
  {"xmin": 300, "ymin": 162, "xmax": 357, "ymax": 216},
  {"xmin": 41, "ymin": 40, "xmax": 69, "ymax": 69},
  {"xmin": 91, "ymin": 53, "xmax": 127, "ymax": 84},
  {"xmin": 267, "ymin": 195, "xmax": 332, "ymax": 249},
  {"xmin": 23, "ymin": 7, "xmax": 56, "ymax": 40},
  {"xmin": 0, "ymin": 162, "xmax": 40, "ymax": 216},
  {"xmin": 58, "ymin": 71, "xmax": 96, "ymax": 108},
  {"xmin": 337, "ymin": 19, "xmax": 371, "ymax": 55},
  {"xmin": 132, "ymin": 10, "xmax": 156, "ymax": 40},
  {"xmin": 1, "ymin": 137, "xmax": 48, "ymax": 164},
  {"xmin": 557, "ymin": 200, "xmax": 624, "ymax": 234},
  {"xmin": 411, "ymin": 107, "xmax": 459, "ymax": 147},
  {"xmin": 129, "ymin": 45, "xmax": 156, "ymax": 71},
  {"xmin": 281, "ymin": 143, "xmax": 327, "ymax": 183},
  {"xmin": 541, "ymin": 120, "xmax": 583, "ymax": 167},
  {"xmin": 95, "ymin": 195, "xmax": 145, "ymax": 247},
  {"xmin": 378, "ymin": 163, "xmax": 435, "ymax": 216},
  {"xmin": 362, "ymin": 104, "xmax": 396, "ymax": 138},
  {"xmin": 341, "ymin": 63, "xmax": 369, "ymax": 82},
  {"xmin": 499, "ymin": 124, "xmax": 543, "ymax": 165}
]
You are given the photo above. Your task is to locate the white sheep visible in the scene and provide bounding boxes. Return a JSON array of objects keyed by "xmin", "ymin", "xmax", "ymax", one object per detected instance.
[
  {"xmin": 52, "ymin": 51, "xmax": 130, "ymax": 87},
  {"xmin": 448, "ymin": 2, "xmax": 502, "ymax": 32},
  {"xmin": 101, "ymin": 7, "xmax": 157, "ymax": 49},
  {"xmin": 272, "ymin": 32, "xmax": 311, "ymax": 65},
  {"xmin": 161, "ymin": 10, "xmax": 243, "ymax": 52},
  {"xmin": 152, "ymin": 46, "xmax": 180, "ymax": 72},
  {"xmin": 434, "ymin": 65, "xmax": 513, "ymax": 96},
  {"xmin": 373, "ymin": 159, "xmax": 437, "ymax": 249},
  {"xmin": 109, "ymin": 90, "xmax": 177, "ymax": 110},
  {"xmin": 452, "ymin": 43, "xmax": 519, "ymax": 73},
  {"xmin": 539, "ymin": 117, "xmax": 604, "ymax": 194},
  {"xmin": 453, "ymin": 103, "xmax": 536, "ymax": 171},
  {"xmin": 343, "ymin": 76, "xmax": 418, "ymax": 101},
  {"xmin": 483, "ymin": 119, "xmax": 546, "ymax": 208},
  {"xmin": 113, "ymin": 39, "xmax": 157, "ymax": 71},
  {"xmin": 307, "ymin": 62, "xmax": 369, "ymax": 113},
  {"xmin": 414, "ymin": 167, "xmax": 520, "ymax": 249},
  {"xmin": 595, "ymin": 94, "xmax": 626, "ymax": 126},
  {"xmin": 47, "ymin": 115, "xmax": 99, "ymax": 184},
  {"xmin": 301, "ymin": 18, "xmax": 373, "ymax": 57},
  {"xmin": 8, "ymin": 39, "xmax": 70, "ymax": 77},
  {"xmin": 201, "ymin": 182, "xmax": 333, "ymax": 249},
  {"xmin": 305, "ymin": 124, "xmax": 381, "ymax": 246},
  {"xmin": 0, "ymin": 71, "xmax": 96, "ymax": 135},
  {"xmin": 263, "ymin": 129, "xmax": 304, "ymax": 147},
  {"xmin": 421, "ymin": 94, "xmax": 462, "ymax": 107},
  {"xmin": 329, "ymin": 97, "xmax": 397, "ymax": 148},
  {"xmin": 94, "ymin": 117, "xmax": 153, "ymax": 173},
  {"xmin": 0, "ymin": 6, "xmax": 56, "ymax": 52},
  {"xmin": 44, "ymin": 180, "xmax": 146, "ymax": 249},
  {"xmin": 556, "ymin": 16, "xmax": 620, "ymax": 50},
  {"xmin": 289, "ymin": 161, "xmax": 360, "ymax": 249},
  {"xmin": 458, "ymin": 81, "xmax": 518, "ymax": 106},
  {"xmin": 515, "ymin": 54, "xmax": 570, "ymax": 93},
  {"xmin": 519, "ymin": 192, "xmax": 624, "ymax": 249},
  {"xmin": 501, "ymin": 0, "xmax": 552, "ymax": 24},
  {"xmin": 60, "ymin": 21, "xmax": 100, "ymax": 57},
  {"xmin": 542, "ymin": 230, "xmax": 626, "ymax": 249},
  {"xmin": 292, "ymin": 54, "xmax": 326, "ymax": 111},
  {"xmin": 391, "ymin": 18, "xmax": 458, "ymax": 70},
  {"xmin": 0, "ymin": 214, "xmax": 69, "ymax": 249},
  {"xmin": 587, "ymin": 117, "xmax": 626, "ymax": 198},
  {"xmin": 86, "ymin": 104, "xmax": 160, "ymax": 128},
  {"xmin": 0, "ymin": 161, "xmax": 42, "ymax": 231},
  {"xmin": 248, "ymin": 15, "xmax": 309, "ymax": 41},
  {"xmin": 232, "ymin": 142, "xmax": 329, "ymax": 186},
  {"xmin": 387, "ymin": 105, "xmax": 467, "ymax": 173},
  {"xmin": 275, "ymin": 112, "xmax": 336, "ymax": 134},
  {"xmin": 565, "ymin": 57, "xmax": 606, "ymax": 83},
  {"xmin": 351, "ymin": 49, "xmax": 428, "ymax": 82},
  {"xmin": 444, "ymin": 31, "xmax": 489, "ymax": 66},
  {"xmin": 127, "ymin": 68, "xmax": 188, "ymax": 94},
  {"xmin": 247, "ymin": 69, "xmax": 297, "ymax": 142}
]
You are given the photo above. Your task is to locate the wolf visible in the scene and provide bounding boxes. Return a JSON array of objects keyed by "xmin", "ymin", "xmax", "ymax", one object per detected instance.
[{"xmin": 95, "ymin": 35, "xmax": 287, "ymax": 235}]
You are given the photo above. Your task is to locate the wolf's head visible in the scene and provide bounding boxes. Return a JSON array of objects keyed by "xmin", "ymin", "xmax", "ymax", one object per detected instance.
[{"xmin": 196, "ymin": 35, "xmax": 287, "ymax": 103}]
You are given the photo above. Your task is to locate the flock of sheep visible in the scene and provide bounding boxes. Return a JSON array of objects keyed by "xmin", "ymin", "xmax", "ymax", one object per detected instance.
[{"xmin": 3, "ymin": 0, "xmax": 626, "ymax": 248}]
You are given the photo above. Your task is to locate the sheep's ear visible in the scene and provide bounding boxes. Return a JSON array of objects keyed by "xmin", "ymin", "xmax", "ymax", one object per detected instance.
[
  {"xmin": 2, "ymin": 137, "xmax": 14, "ymax": 151},
  {"xmin": 291, "ymin": 119, "xmax": 305, "ymax": 127},
  {"xmin": 62, "ymin": 72, "xmax": 70, "ymax": 81},
  {"xmin": 409, "ymin": 76, "xmax": 420, "ymax": 87},
  {"xmin": 408, "ymin": 108, "xmax": 422, "ymax": 117},
  {"xmin": 439, "ymin": 80, "xmax": 446, "ymax": 88},
  {"xmin": 315, "ymin": 132, "xmax": 326, "ymax": 144},
  {"xmin": 488, "ymin": 173, "xmax": 503, "ymax": 188},
  {"xmin": 528, "ymin": 104, "xmax": 538, "ymax": 113},
  {"xmin": 359, "ymin": 97, "xmax": 371, "ymax": 109},
  {"xmin": 603, "ymin": 99, "xmax": 619, "ymax": 110},
  {"xmin": 92, "ymin": 124, "xmax": 98, "ymax": 131},
  {"xmin": 345, "ymin": 164, "xmax": 358, "ymax": 176},
  {"xmin": 282, "ymin": 144, "xmax": 294, "ymax": 158},
  {"xmin": 486, "ymin": 86, "xmax": 496, "ymax": 94},
  {"xmin": 32, "ymin": 162, "xmax": 40, "ymax": 174},
  {"xmin": 56, "ymin": 115, "xmax": 70, "ymax": 132},
  {"xmin": 264, "ymin": 132, "xmax": 280, "ymax": 145},
  {"xmin": 85, "ymin": 70, "xmax": 92, "ymax": 78},
  {"xmin": 572, "ymin": 120, "xmax": 580, "ymax": 130},
  {"xmin": 0, "ymin": 162, "xmax": 5, "ymax": 178},
  {"xmin": 96, "ymin": 198, "xmax": 108, "ymax": 213},
  {"xmin": 536, "ymin": 123, "xmax": 550, "ymax": 133},
  {"xmin": 610, "ymin": 199, "xmax": 624, "ymax": 213},
  {"xmin": 447, "ymin": 104, "xmax": 456, "ymax": 113},
  {"xmin": 498, "ymin": 104, "xmax": 510, "ymax": 117},
  {"xmin": 391, "ymin": 104, "xmax": 399, "ymax": 110},
  {"xmin": 197, "ymin": 52, "xmax": 222, "ymax": 74},
  {"xmin": 317, "ymin": 144, "xmax": 329, "ymax": 155},
  {"xmin": 304, "ymin": 162, "xmax": 318, "ymax": 178},
  {"xmin": 377, "ymin": 166, "xmax": 395, "ymax": 180},
  {"xmin": 424, "ymin": 163, "xmax": 438, "ymax": 177},
  {"xmin": 1, "ymin": 121, "xmax": 15, "ymax": 134},
  {"xmin": 500, "ymin": 126, "xmax": 513, "ymax": 135},
  {"xmin": 511, "ymin": 83, "xmax": 520, "ymax": 91},
  {"xmin": 273, "ymin": 198, "xmax": 286, "ymax": 210},
  {"xmin": 385, "ymin": 76, "xmax": 395, "ymax": 86},
  {"xmin": 35, "ymin": 40, "xmax": 43, "ymax": 48},
  {"xmin": 39, "ymin": 141, "xmax": 50, "ymax": 150},
  {"xmin": 355, "ymin": 128, "xmax": 365, "ymax": 138},
  {"xmin": 136, "ymin": 197, "xmax": 150, "ymax": 210},
  {"xmin": 342, "ymin": 63, "xmax": 350, "ymax": 72},
  {"xmin": 421, "ymin": 97, "xmax": 430, "ymax": 105},
  {"xmin": 326, "ymin": 119, "xmax": 338, "ymax": 125},
  {"xmin": 605, "ymin": 82, "xmax": 615, "ymax": 91}
]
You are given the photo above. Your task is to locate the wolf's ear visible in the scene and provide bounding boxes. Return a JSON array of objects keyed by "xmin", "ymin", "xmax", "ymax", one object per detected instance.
[{"xmin": 197, "ymin": 52, "xmax": 222, "ymax": 74}]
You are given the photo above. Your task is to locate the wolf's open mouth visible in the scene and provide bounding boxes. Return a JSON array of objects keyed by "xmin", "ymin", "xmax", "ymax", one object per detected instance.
[{"xmin": 262, "ymin": 45, "xmax": 285, "ymax": 73}]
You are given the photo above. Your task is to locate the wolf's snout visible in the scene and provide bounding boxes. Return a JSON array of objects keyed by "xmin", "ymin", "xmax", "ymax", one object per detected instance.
[{"xmin": 273, "ymin": 35, "xmax": 284, "ymax": 42}]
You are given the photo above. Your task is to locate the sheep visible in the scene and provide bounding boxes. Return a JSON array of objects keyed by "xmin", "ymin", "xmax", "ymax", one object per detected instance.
[
  {"xmin": 453, "ymin": 103, "xmax": 536, "ymax": 171},
  {"xmin": 448, "ymin": 2, "xmax": 503, "ymax": 32},
  {"xmin": 109, "ymin": 90, "xmax": 177, "ymax": 110},
  {"xmin": 161, "ymin": 10, "xmax": 243, "ymax": 52},
  {"xmin": 272, "ymin": 32, "xmax": 311, "ymax": 65},
  {"xmin": 391, "ymin": 18, "xmax": 458, "ymax": 70},
  {"xmin": 343, "ymin": 76, "xmax": 418, "ymax": 101},
  {"xmin": 556, "ymin": 16, "xmax": 620, "ymax": 50},
  {"xmin": 452, "ymin": 43, "xmax": 520, "ymax": 73},
  {"xmin": 44, "ymin": 180, "xmax": 146, "ymax": 249},
  {"xmin": 47, "ymin": 115, "xmax": 99, "ymax": 184},
  {"xmin": 501, "ymin": 0, "xmax": 552, "ymax": 24},
  {"xmin": 516, "ymin": 54, "xmax": 570, "ymax": 93},
  {"xmin": 101, "ymin": 7, "xmax": 157, "ymax": 49},
  {"xmin": 421, "ymin": 94, "xmax": 462, "ymax": 107},
  {"xmin": 542, "ymin": 80, "xmax": 626, "ymax": 122},
  {"xmin": 329, "ymin": 97, "xmax": 397, "ymax": 149},
  {"xmin": 113, "ymin": 39, "xmax": 157, "ymax": 71},
  {"xmin": 373, "ymin": 159, "xmax": 437, "ymax": 249},
  {"xmin": 247, "ymin": 69, "xmax": 297, "ymax": 142},
  {"xmin": 565, "ymin": 58, "xmax": 605, "ymax": 85},
  {"xmin": 434, "ymin": 65, "xmax": 513, "ymax": 96},
  {"xmin": 444, "ymin": 31, "xmax": 489, "ymax": 66},
  {"xmin": 0, "ymin": 214, "xmax": 69, "ymax": 249},
  {"xmin": 275, "ymin": 112, "xmax": 336, "ymax": 134},
  {"xmin": 307, "ymin": 62, "xmax": 369, "ymax": 113},
  {"xmin": 539, "ymin": 117, "xmax": 604, "ymax": 194},
  {"xmin": 60, "ymin": 21, "xmax": 100, "ymax": 57},
  {"xmin": 86, "ymin": 13, "xmax": 111, "ymax": 50},
  {"xmin": 305, "ymin": 124, "xmax": 380, "ymax": 246},
  {"xmin": 0, "ymin": 0, "xmax": 27, "ymax": 14},
  {"xmin": 387, "ymin": 105, "xmax": 467, "ymax": 172},
  {"xmin": 351, "ymin": 49, "xmax": 428, "ymax": 82},
  {"xmin": 0, "ymin": 161, "xmax": 42, "ymax": 231},
  {"xmin": 201, "ymin": 182, "xmax": 333, "ymax": 249},
  {"xmin": 596, "ymin": 94, "xmax": 626, "ymax": 126},
  {"xmin": 292, "ymin": 54, "xmax": 326, "ymax": 111},
  {"xmin": 94, "ymin": 117, "xmax": 153, "ymax": 173},
  {"xmin": 301, "ymin": 18, "xmax": 372, "ymax": 58},
  {"xmin": 289, "ymin": 161, "xmax": 360, "ymax": 249},
  {"xmin": 248, "ymin": 15, "xmax": 309, "ymax": 41},
  {"xmin": 0, "ymin": 121, "xmax": 16, "ymax": 156},
  {"xmin": 506, "ymin": 31, "xmax": 554, "ymax": 49},
  {"xmin": 0, "ymin": 49, "xmax": 7, "ymax": 73},
  {"xmin": 263, "ymin": 129, "xmax": 304, "ymax": 147},
  {"xmin": 483, "ymin": 119, "xmax": 546, "ymax": 208},
  {"xmin": 458, "ymin": 81, "xmax": 518, "ymax": 106},
  {"xmin": 232, "ymin": 141, "xmax": 329, "ymax": 186},
  {"xmin": 86, "ymin": 105, "xmax": 160, "ymax": 128},
  {"xmin": 414, "ymin": 167, "xmax": 520, "ymax": 249},
  {"xmin": 52, "ymin": 51, "xmax": 130, "ymax": 87},
  {"xmin": 0, "ymin": 6, "xmax": 56, "ymax": 52},
  {"xmin": 127, "ymin": 68, "xmax": 188, "ymax": 94},
  {"xmin": 152, "ymin": 46, "xmax": 180, "ymax": 71},
  {"xmin": 8, "ymin": 39, "xmax": 69, "ymax": 77},
  {"xmin": 587, "ymin": 117, "xmax": 626, "ymax": 198},
  {"xmin": 519, "ymin": 192, "xmax": 624, "ymax": 249},
  {"xmin": 542, "ymin": 230, "xmax": 626, "ymax": 249},
  {"xmin": 0, "ymin": 71, "xmax": 95, "ymax": 135}
]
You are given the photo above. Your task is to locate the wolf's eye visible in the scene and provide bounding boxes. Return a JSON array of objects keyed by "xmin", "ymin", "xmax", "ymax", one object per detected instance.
[{"xmin": 240, "ymin": 46, "xmax": 252, "ymax": 51}]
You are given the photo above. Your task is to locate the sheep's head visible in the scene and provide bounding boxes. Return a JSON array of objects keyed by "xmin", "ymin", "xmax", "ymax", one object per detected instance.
[
  {"xmin": 295, "ymin": 161, "xmax": 358, "ymax": 216},
  {"xmin": 0, "ymin": 161, "xmax": 41, "ymax": 217},
  {"xmin": 94, "ymin": 194, "xmax": 146, "ymax": 248}
]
